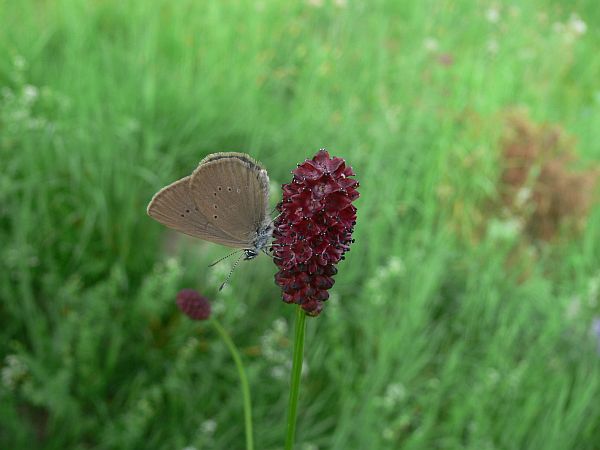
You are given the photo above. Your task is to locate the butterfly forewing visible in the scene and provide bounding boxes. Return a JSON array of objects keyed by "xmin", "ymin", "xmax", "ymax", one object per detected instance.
[
  {"xmin": 146, "ymin": 175, "xmax": 248, "ymax": 248},
  {"xmin": 190, "ymin": 153, "xmax": 270, "ymax": 242}
]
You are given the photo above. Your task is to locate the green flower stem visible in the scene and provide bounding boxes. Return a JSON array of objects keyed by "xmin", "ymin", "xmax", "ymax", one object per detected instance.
[
  {"xmin": 284, "ymin": 306, "xmax": 307, "ymax": 450},
  {"xmin": 212, "ymin": 319, "xmax": 254, "ymax": 450}
]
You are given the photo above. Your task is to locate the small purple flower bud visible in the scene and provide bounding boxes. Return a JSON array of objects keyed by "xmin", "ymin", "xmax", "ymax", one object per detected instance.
[{"xmin": 176, "ymin": 289, "xmax": 211, "ymax": 321}]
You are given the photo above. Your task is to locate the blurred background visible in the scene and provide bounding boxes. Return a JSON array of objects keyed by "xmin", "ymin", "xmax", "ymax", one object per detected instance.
[{"xmin": 1, "ymin": 0, "xmax": 600, "ymax": 449}]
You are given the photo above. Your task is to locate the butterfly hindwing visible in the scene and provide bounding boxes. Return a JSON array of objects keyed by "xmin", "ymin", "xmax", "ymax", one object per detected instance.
[
  {"xmin": 147, "ymin": 175, "xmax": 248, "ymax": 248},
  {"xmin": 189, "ymin": 152, "xmax": 270, "ymax": 243}
]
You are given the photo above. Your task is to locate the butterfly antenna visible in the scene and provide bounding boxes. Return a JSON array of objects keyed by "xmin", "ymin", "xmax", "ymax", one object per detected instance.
[
  {"xmin": 261, "ymin": 247, "xmax": 275, "ymax": 259},
  {"xmin": 267, "ymin": 211, "xmax": 282, "ymax": 227},
  {"xmin": 209, "ymin": 249, "xmax": 243, "ymax": 267},
  {"xmin": 219, "ymin": 253, "xmax": 244, "ymax": 291}
]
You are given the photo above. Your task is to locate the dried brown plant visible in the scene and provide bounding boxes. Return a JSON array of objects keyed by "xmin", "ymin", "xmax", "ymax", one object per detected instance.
[{"xmin": 500, "ymin": 111, "xmax": 598, "ymax": 241}]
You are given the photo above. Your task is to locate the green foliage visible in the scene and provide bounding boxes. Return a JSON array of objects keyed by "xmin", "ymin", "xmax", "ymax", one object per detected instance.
[{"xmin": 1, "ymin": 0, "xmax": 599, "ymax": 448}]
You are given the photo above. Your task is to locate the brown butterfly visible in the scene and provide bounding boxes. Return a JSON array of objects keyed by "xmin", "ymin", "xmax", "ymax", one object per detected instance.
[{"xmin": 147, "ymin": 152, "xmax": 273, "ymax": 264}]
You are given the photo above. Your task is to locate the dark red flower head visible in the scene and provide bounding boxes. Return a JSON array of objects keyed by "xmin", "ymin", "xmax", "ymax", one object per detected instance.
[
  {"xmin": 176, "ymin": 289, "xmax": 211, "ymax": 321},
  {"xmin": 272, "ymin": 149, "xmax": 359, "ymax": 316}
]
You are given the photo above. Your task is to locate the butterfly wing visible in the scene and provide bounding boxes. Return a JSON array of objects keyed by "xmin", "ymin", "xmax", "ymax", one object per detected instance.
[
  {"xmin": 147, "ymin": 175, "xmax": 249, "ymax": 248},
  {"xmin": 189, "ymin": 152, "xmax": 270, "ymax": 243}
]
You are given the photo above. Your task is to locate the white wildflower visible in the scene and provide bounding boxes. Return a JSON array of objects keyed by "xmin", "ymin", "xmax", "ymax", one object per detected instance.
[
  {"xmin": 273, "ymin": 317, "xmax": 288, "ymax": 334},
  {"xmin": 270, "ymin": 365, "xmax": 287, "ymax": 380},
  {"xmin": 515, "ymin": 187, "xmax": 531, "ymax": 206},
  {"xmin": 485, "ymin": 7, "xmax": 500, "ymax": 24},
  {"xmin": 367, "ymin": 255, "xmax": 406, "ymax": 305},
  {"xmin": 1, "ymin": 355, "xmax": 28, "ymax": 391},
  {"xmin": 200, "ymin": 419, "xmax": 217, "ymax": 436},
  {"xmin": 381, "ymin": 382, "xmax": 406, "ymax": 409},
  {"xmin": 423, "ymin": 37, "xmax": 439, "ymax": 52},
  {"xmin": 387, "ymin": 256, "xmax": 405, "ymax": 275},
  {"xmin": 554, "ymin": 14, "xmax": 587, "ymax": 42},
  {"xmin": 302, "ymin": 360, "xmax": 309, "ymax": 378},
  {"xmin": 569, "ymin": 13, "xmax": 587, "ymax": 36},
  {"xmin": 23, "ymin": 85, "xmax": 39, "ymax": 103},
  {"xmin": 260, "ymin": 318, "xmax": 289, "ymax": 371},
  {"xmin": 487, "ymin": 218, "xmax": 522, "ymax": 241}
]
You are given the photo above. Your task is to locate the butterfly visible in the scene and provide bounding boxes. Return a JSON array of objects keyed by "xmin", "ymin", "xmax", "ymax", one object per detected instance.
[{"xmin": 147, "ymin": 152, "xmax": 273, "ymax": 265}]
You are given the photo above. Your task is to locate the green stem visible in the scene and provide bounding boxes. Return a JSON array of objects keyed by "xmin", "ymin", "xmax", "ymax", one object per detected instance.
[
  {"xmin": 284, "ymin": 306, "xmax": 307, "ymax": 450},
  {"xmin": 212, "ymin": 319, "xmax": 254, "ymax": 450}
]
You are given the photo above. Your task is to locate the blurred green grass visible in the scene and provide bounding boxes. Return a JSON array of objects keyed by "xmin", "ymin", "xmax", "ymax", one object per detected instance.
[{"xmin": 1, "ymin": 0, "xmax": 600, "ymax": 448}]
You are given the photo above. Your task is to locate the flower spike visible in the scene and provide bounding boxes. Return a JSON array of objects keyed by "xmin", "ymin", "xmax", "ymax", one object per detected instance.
[{"xmin": 272, "ymin": 149, "xmax": 359, "ymax": 316}]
